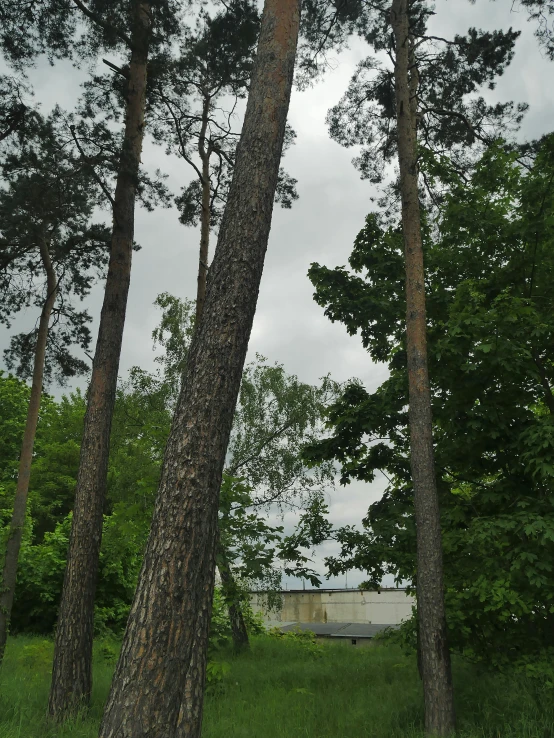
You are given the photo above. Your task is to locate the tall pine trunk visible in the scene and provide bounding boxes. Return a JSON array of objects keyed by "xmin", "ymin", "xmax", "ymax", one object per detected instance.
[
  {"xmin": 48, "ymin": 1, "xmax": 151, "ymax": 718},
  {"xmin": 391, "ymin": 1, "xmax": 455, "ymax": 734},
  {"xmin": 0, "ymin": 238, "xmax": 58, "ymax": 662},
  {"xmin": 98, "ymin": 0, "xmax": 300, "ymax": 734}
]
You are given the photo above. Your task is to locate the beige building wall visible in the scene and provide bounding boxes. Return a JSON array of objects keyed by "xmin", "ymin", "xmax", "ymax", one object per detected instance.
[{"xmin": 250, "ymin": 588, "xmax": 415, "ymax": 625}]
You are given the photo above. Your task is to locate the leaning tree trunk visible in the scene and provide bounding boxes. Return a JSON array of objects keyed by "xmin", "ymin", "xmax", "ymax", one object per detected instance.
[
  {"xmin": 391, "ymin": 1, "xmax": 455, "ymax": 735},
  {"xmin": 98, "ymin": 0, "xmax": 301, "ymax": 735},
  {"xmin": 48, "ymin": 1, "xmax": 151, "ymax": 719},
  {"xmin": 195, "ymin": 103, "xmax": 251, "ymax": 650},
  {"xmin": 217, "ymin": 543, "xmax": 250, "ymax": 650},
  {"xmin": 0, "ymin": 238, "xmax": 58, "ymax": 662}
]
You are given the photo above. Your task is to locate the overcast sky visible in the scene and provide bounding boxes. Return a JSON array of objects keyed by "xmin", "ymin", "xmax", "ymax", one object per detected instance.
[{"xmin": 1, "ymin": 0, "xmax": 552, "ymax": 589}]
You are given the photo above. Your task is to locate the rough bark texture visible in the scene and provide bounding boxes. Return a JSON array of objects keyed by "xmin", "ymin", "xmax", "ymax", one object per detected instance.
[
  {"xmin": 391, "ymin": 0, "xmax": 456, "ymax": 735},
  {"xmin": 0, "ymin": 239, "xmax": 58, "ymax": 662},
  {"xmin": 98, "ymin": 0, "xmax": 300, "ymax": 735},
  {"xmin": 48, "ymin": 1, "xmax": 151, "ymax": 718},
  {"xmin": 195, "ymin": 95, "xmax": 211, "ymax": 327},
  {"xmin": 218, "ymin": 545, "xmax": 250, "ymax": 651}
]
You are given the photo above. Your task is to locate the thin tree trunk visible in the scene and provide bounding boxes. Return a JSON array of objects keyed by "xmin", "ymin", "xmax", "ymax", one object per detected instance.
[
  {"xmin": 98, "ymin": 0, "xmax": 300, "ymax": 734},
  {"xmin": 390, "ymin": 1, "xmax": 455, "ymax": 735},
  {"xmin": 48, "ymin": 1, "xmax": 151, "ymax": 718},
  {"xmin": 194, "ymin": 100, "xmax": 251, "ymax": 649},
  {"xmin": 195, "ymin": 104, "xmax": 250, "ymax": 650},
  {"xmin": 217, "ymin": 544, "xmax": 249, "ymax": 650},
  {"xmin": 195, "ymin": 95, "xmax": 211, "ymax": 327},
  {"xmin": 0, "ymin": 238, "xmax": 57, "ymax": 662}
]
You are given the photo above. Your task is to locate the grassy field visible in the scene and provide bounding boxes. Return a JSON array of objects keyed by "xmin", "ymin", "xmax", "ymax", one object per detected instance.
[{"xmin": 0, "ymin": 635, "xmax": 552, "ymax": 737}]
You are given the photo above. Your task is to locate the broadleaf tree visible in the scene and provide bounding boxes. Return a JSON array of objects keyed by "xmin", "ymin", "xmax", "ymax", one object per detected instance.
[{"xmin": 305, "ymin": 135, "xmax": 554, "ymax": 692}]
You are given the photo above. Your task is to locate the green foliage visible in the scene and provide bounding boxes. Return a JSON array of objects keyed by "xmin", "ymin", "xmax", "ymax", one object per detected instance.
[
  {"xmin": 0, "ymin": 0, "xmax": 183, "ymax": 69},
  {"xmin": 305, "ymin": 136, "xmax": 554, "ymax": 675},
  {"xmin": 19, "ymin": 638, "xmax": 53, "ymax": 675},
  {"xmin": 150, "ymin": 291, "xmax": 196, "ymax": 407},
  {"xmin": 268, "ymin": 626, "xmax": 324, "ymax": 658},
  {"xmin": 209, "ymin": 586, "xmax": 234, "ymax": 649},
  {"xmin": 0, "ymin": 285, "xmax": 339, "ymax": 638},
  {"xmin": 0, "ymin": 74, "xmax": 33, "ymax": 141},
  {"xmin": 205, "ymin": 658, "xmax": 231, "ymax": 694},
  {"xmin": 0, "ymin": 636, "xmax": 551, "ymax": 737},
  {"xmin": 515, "ymin": 0, "xmax": 554, "ymax": 59},
  {"xmin": 325, "ymin": 0, "xmax": 525, "ymax": 192},
  {"xmin": 0, "ymin": 109, "xmax": 111, "ymax": 385},
  {"xmin": 149, "ymin": 0, "xmax": 297, "ymax": 231},
  {"xmin": 97, "ymin": 640, "xmax": 119, "ymax": 666}
]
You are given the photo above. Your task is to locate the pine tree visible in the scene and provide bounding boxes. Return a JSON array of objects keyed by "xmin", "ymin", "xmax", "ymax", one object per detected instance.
[
  {"xmin": 0, "ymin": 75, "xmax": 31, "ymax": 142},
  {"xmin": 390, "ymin": 1, "xmax": 455, "ymax": 731},
  {"xmin": 150, "ymin": 0, "xmax": 297, "ymax": 326},
  {"xmin": 97, "ymin": 0, "xmax": 301, "ymax": 734},
  {"xmin": 0, "ymin": 110, "xmax": 110, "ymax": 661},
  {"xmin": 0, "ymin": 0, "xmax": 183, "ymax": 717},
  {"xmin": 313, "ymin": 0, "xmax": 523, "ymax": 732}
]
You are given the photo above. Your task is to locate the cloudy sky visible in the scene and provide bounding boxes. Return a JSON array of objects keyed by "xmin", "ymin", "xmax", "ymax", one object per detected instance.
[{"xmin": 1, "ymin": 0, "xmax": 552, "ymax": 588}]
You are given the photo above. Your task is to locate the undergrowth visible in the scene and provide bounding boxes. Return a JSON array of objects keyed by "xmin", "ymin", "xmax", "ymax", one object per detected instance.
[{"xmin": 0, "ymin": 635, "xmax": 551, "ymax": 737}]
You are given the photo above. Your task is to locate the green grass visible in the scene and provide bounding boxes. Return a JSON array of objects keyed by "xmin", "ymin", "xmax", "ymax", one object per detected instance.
[{"xmin": 0, "ymin": 635, "xmax": 552, "ymax": 737}]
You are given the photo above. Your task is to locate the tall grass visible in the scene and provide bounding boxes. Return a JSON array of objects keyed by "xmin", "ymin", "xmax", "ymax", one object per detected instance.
[
  {"xmin": 0, "ymin": 635, "xmax": 551, "ymax": 737},
  {"xmin": 0, "ymin": 636, "xmax": 113, "ymax": 737}
]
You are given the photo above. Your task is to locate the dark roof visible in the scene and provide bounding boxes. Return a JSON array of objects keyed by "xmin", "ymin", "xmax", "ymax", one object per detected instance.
[
  {"xmin": 279, "ymin": 622, "xmax": 399, "ymax": 639},
  {"xmin": 251, "ymin": 587, "xmax": 409, "ymax": 594}
]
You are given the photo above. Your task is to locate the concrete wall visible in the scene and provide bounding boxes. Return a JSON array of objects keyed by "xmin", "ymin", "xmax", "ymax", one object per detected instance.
[{"xmin": 250, "ymin": 588, "xmax": 415, "ymax": 626}]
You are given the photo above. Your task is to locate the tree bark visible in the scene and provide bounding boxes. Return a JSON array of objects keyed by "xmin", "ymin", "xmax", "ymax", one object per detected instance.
[
  {"xmin": 48, "ymin": 1, "xmax": 151, "ymax": 719},
  {"xmin": 0, "ymin": 238, "xmax": 58, "ymax": 662},
  {"xmin": 194, "ymin": 97, "xmax": 251, "ymax": 650},
  {"xmin": 390, "ymin": 1, "xmax": 455, "ymax": 735},
  {"xmin": 217, "ymin": 544, "xmax": 250, "ymax": 651},
  {"xmin": 98, "ymin": 0, "xmax": 300, "ymax": 735},
  {"xmin": 195, "ymin": 94, "xmax": 211, "ymax": 327}
]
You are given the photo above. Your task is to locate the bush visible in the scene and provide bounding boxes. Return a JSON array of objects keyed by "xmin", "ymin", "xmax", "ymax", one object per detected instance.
[{"xmin": 268, "ymin": 626, "xmax": 324, "ymax": 658}]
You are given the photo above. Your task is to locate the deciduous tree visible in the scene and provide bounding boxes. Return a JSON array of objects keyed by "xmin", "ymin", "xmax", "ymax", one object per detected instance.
[{"xmin": 306, "ymin": 134, "xmax": 554, "ymax": 701}]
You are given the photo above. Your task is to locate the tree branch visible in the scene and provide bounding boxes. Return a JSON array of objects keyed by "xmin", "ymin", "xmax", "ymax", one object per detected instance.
[
  {"xmin": 102, "ymin": 58, "xmax": 129, "ymax": 78},
  {"xmin": 68, "ymin": 124, "xmax": 115, "ymax": 208},
  {"xmin": 227, "ymin": 421, "xmax": 295, "ymax": 477},
  {"xmin": 533, "ymin": 352, "xmax": 554, "ymax": 415},
  {"xmin": 71, "ymin": 0, "xmax": 132, "ymax": 48},
  {"xmin": 419, "ymin": 106, "xmax": 490, "ymax": 143}
]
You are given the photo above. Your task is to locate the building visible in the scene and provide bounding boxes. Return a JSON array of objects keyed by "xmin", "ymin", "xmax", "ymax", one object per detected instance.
[{"xmin": 250, "ymin": 587, "xmax": 415, "ymax": 646}]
